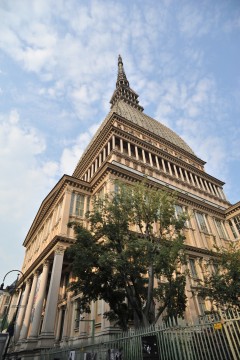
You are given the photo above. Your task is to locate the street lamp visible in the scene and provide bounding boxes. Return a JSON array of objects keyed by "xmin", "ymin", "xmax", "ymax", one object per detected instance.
[
  {"xmin": 0, "ymin": 270, "xmax": 24, "ymax": 359},
  {"xmin": 0, "ymin": 269, "xmax": 23, "ymax": 292},
  {"xmin": 0, "ymin": 270, "xmax": 24, "ymax": 332}
]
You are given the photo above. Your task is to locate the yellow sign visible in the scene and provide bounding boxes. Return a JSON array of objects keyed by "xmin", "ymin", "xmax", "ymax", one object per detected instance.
[{"xmin": 214, "ymin": 323, "xmax": 222, "ymax": 330}]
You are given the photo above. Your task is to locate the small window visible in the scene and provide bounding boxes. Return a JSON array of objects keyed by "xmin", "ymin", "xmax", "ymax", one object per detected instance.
[
  {"xmin": 233, "ymin": 215, "xmax": 240, "ymax": 233},
  {"xmin": 215, "ymin": 219, "xmax": 228, "ymax": 240},
  {"xmin": 189, "ymin": 258, "xmax": 198, "ymax": 278},
  {"xmin": 229, "ymin": 220, "xmax": 238, "ymax": 239},
  {"xmin": 198, "ymin": 296, "xmax": 206, "ymax": 315},
  {"xmin": 195, "ymin": 212, "xmax": 209, "ymax": 233},
  {"xmin": 174, "ymin": 204, "xmax": 189, "ymax": 227},
  {"xmin": 70, "ymin": 193, "xmax": 85, "ymax": 217}
]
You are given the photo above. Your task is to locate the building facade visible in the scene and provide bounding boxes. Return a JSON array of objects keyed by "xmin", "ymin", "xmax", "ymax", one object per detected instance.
[{"xmin": 5, "ymin": 56, "xmax": 240, "ymax": 359}]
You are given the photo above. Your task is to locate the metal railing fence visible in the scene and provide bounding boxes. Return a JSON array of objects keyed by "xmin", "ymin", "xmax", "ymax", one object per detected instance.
[{"xmin": 40, "ymin": 310, "xmax": 240, "ymax": 360}]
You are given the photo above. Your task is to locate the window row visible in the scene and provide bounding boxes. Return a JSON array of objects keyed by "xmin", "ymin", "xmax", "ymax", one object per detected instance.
[{"xmin": 174, "ymin": 205, "xmax": 229, "ymax": 240}]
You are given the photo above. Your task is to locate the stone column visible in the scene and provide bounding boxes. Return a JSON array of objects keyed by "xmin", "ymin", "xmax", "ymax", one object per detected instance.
[
  {"xmin": 29, "ymin": 261, "xmax": 50, "ymax": 338},
  {"xmin": 19, "ymin": 271, "xmax": 39, "ymax": 340},
  {"xmin": 179, "ymin": 167, "xmax": 185, "ymax": 182},
  {"xmin": 189, "ymin": 172, "xmax": 195, "ymax": 186},
  {"xmin": 204, "ymin": 180, "xmax": 210, "ymax": 192},
  {"xmin": 167, "ymin": 161, "xmax": 173, "ymax": 175},
  {"xmin": 99, "ymin": 153, "xmax": 102, "ymax": 166},
  {"xmin": 149, "ymin": 152, "xmax": 153, "ymax": 167},
  {"xmin": 127, "ymin": 142, "xmax": 131, "ymax": 157},
  {"xmin": 142, "ymin": 149, "xmax": 146, "ymax": 163},
  {"xmin": 107, "ymin": 141, "xmax": 111, "ymax": 155},
  {"xmin": 55, "ymin": 307, "xmax": 64, "ymax": 342},
  {"xmin": 194, "ymin": 175, "xmax": 201, "ymax": 188},
  {"xmin": 155, "ymin": 156, "xmax": 160, "ymax": 170},
  {"xmin": 161, "ymin": 158, "xmax": 166, "ymax": 172},
  {"xmin": 199, "ymin": 177, "xmax": 206, "ymax": 190},
  {"xmin": 173, "ymin": 164, "xmax": 178, "ymax": 178},
  {"xmin": 15, "ymin": 279, "xmax": 32, "ymax": 341},
  {"xmin": 112, "ymin": 135, "xmax": 115, "ymax": 150},
  {"xmin": 62, "ymin": 292, "xmax": 72, "ymax": 344},
  {"xmin": 184, "ymin": 169, "xmax": 190, "ymax": 184},
  {"xmin": 208, "ymin": 182, "xmax": 214, "ymax": 194},
  {"xmin": 40, "ymin": 247, "xmax": 65, "ymax": 338},
  {"xmin": 120, "ymin": 139, "xmax": 123, "ymax": 153}
]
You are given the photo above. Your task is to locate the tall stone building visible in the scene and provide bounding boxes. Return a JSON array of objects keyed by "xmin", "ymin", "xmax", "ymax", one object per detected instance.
[{"xmin": 5, "ymin": 56, "xmax": 240, "ymax": 359}]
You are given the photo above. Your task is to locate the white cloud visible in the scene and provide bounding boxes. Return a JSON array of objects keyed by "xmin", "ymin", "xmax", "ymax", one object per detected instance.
[
  {"xmin": 0, "ymin": 109, "xmax": 59, "ymax": 277},
  {"xmin": 60, "ymin": 121, "xmax": 101, "ymax": 175}
]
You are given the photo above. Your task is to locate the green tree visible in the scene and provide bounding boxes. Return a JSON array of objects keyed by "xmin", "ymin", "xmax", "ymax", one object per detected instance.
[
  {"xmin": 199, "ymin": 243, "xmax": 240, "ymax": 311},
  {"xmin": 68, "ymin": 181, "xmax": 188, "ymax": 329}
]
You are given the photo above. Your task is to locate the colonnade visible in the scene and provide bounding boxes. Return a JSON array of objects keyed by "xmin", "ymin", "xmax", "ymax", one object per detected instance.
[
  {"xmin": 82, "ymin": 134, "xmax": 226, "ymax": 201},
  {"xmin": 14, "ymin": 245, "xmax": 65, "ymax": 348}
]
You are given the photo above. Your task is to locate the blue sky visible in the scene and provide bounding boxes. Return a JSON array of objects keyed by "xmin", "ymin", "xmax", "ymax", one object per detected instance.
[{"xmin": 0, "ymin": 0, "xmax": 239, "ymax": 284}]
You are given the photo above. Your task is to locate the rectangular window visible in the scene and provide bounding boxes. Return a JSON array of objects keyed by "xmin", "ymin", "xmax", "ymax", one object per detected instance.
[
  {"xmin": 189, "ymin": 258, "xmax": 198, "ymax": 278},
  {"xmin": 69, "ymin": 193, "xmax": 85, "ymax": 217},
  {"xmin": 229, "ymin": 220, "xmax": 238, "ymax": 239},
  {"xmin": 175, "ymin": 204, "xmax": 189, "ymax": 227},
  {"xmin": 75, "ymin": 194, "xmax": 85, "ymax": 217},
  {"xmin": 70, "ymin": 192, "xmax": 75, "ymax": 215},
  {"xmin": 195, "ymin": 212, "xmax": 209, "ymax": 233},
  {"xmin": 233, "ymin": 215, "xmax": 240, "ymax": 233},
  {"xmin": 198, "ymin": 296, "xmax": 206, "ymax": 315},
  {"xmin": 215, "ymin": 219, "xmax": 228, "ymax": 239},
  {"xmin": 86, "ymin": 196, "xmax": 90, "ymax": 213}
]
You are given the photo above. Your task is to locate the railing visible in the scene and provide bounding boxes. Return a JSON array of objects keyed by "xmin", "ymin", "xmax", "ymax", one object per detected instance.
[{"xmin": 40, "ymin": 310, "xmax": 240, "ymax": 360}]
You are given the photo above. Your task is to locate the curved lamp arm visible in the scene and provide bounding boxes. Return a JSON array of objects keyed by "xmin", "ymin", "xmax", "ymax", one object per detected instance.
[{"xmin": 0, "ymin": 269, "xmax": 24, "ymax": 290}]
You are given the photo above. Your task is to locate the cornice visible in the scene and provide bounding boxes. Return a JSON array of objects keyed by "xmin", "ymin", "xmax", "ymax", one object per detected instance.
[
  {"xmin": 225, "ymin": 201, "xmax": 240, "ymax": 217},
  {"xmin": 24, "ymin": 175, "xmax": 91, "ymax": 246},
  {"xmin": 73, "ymin": 115, "xmax": 115, "ymax": 178}
]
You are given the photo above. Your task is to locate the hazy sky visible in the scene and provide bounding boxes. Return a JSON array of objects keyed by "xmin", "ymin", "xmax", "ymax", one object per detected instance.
[{"xmin": 0, "ymin": 0, "xmax": 239, "ymax": 285}]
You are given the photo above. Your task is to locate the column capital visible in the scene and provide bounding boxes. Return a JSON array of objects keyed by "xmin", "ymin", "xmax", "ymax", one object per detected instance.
[
  {"xmin": 54, "ymin": 245, "xmax": 66, "ymax": 255},
  {"xmin": 43, "ymin": 260, "xmax": 50, "ymax": 268},
  {"xmin": 33, "ymin": 270, "xmax": 40, "ymax": 277},
  {"xmin": 25, "ymin": 278, "xmax": 32, "ymax": 286}
]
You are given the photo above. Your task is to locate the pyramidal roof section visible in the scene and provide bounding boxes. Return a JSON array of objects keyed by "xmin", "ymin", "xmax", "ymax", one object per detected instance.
[
  {"xmin": 72, "ymin": 56, "xmax": 197, "ymax": 178},
  {"xmin": 110, "ymin": 55, "xmax": 144, "ymax": 112}
]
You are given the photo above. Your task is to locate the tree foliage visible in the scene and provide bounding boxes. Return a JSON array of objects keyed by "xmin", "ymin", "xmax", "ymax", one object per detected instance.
[
  {"xmin": 199, "ymin": 243, "xmax": 240, "ymax": 311},
  {"xmin": 68, "ymin": 181, "xmax": 188, "ymax": 329}
]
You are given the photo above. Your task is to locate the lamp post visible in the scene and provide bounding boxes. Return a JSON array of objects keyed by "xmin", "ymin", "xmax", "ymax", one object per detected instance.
[
  {"xmin": 0, "ymin": 270, "xmax": 24, "ymax": 359},
  {"xmin": 0, "ymin": 270, "xmax": 24, "ymax": 333}
]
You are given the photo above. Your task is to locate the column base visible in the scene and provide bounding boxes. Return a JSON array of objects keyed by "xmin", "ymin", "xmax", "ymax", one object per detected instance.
[
  {"xmin": 37, "ymin": 332, "xmax": 55, "ymax": 348},
  {"xmin": 22, "ymin": 337, "xmax": 38, "ymax": 351}
]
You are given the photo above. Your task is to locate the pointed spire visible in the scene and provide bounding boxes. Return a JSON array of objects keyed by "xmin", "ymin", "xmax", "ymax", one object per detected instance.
[
  {"xmin": 116, "ymin": 55, "xmax": 129, "ymax": 88},
  {"xmin": 110, "ymin": 55, "xmax": 144, "ymax": 112}
]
